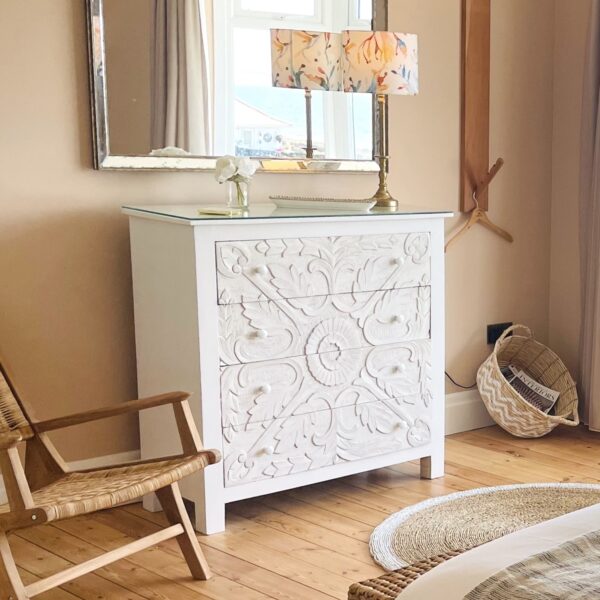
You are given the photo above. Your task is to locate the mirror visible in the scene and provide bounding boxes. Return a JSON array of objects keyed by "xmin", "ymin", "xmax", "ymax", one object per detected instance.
[{"xmin": 87, "ymin": 0, "xmax": 387, "ymax": 172}]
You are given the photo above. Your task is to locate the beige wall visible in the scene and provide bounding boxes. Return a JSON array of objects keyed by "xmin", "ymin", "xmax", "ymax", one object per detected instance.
[
  {"xmin": 389, "ymin": 0, "xmax": 555, "ymax": 389},
  {"xmin": 549, "ymin": 1, "xmax": 590, "ymax": 376},
  {"xmin": 0, "ymin": 0, "xmax": 557, "ymax": 460}
]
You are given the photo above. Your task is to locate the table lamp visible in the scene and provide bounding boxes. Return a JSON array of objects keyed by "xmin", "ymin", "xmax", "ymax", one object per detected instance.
[
  {"xmin": 271, "ymin": 29, "xmax": 342, "ymax": 159},
  {"xmin": 342, "ymin": 31, "xmax": 419, "ymax": 209}
]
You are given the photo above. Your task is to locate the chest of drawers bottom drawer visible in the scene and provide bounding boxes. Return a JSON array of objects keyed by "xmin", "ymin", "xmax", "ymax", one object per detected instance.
[{"xmin": 222, "ymin": 396, "xmax": 432, "ymax": 487}]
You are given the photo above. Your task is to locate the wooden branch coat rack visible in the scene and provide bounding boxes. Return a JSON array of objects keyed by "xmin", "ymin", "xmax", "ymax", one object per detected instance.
[{"xmin": 446, "ymin": 0, "xmax": 514, "ymax": 252}]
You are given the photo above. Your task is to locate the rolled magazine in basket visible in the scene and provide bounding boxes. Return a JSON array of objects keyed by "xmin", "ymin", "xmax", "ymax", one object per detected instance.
[{"xmin": 500, "ymin": 365, "xmax": 560, "ymax": 414}]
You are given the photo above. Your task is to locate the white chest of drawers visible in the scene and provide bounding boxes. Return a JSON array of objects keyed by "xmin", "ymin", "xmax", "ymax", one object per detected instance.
[{"xmin": 124, "ymin": 204, "xmax": 452, "ymax": 534}]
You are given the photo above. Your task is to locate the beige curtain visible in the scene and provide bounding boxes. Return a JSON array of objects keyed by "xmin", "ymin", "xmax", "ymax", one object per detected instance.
[
  {"xmin": 151, "ymin": 0, "xmax": 212, "ymax": 155},
  {"xmin": 580, "ymin": 0, "xmax": 600, "ymax": 431}
]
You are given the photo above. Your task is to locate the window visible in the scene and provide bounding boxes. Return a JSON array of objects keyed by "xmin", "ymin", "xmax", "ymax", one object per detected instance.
[
  {"xmin": 233, "ymin": 27, "xmax": 321, "ymax": 157},
  {"xmin": 214, "ymin": 0, "xmax": 374, "ymax": 160},
  {"xmin": 239, "ymin": 0, "xmax": 318, "ymax": 17},
  {"xmin": 347, "ymin": 0, "xmax": 372, "ymax": 29},
  {"xmin": 357, "ymin": 0, "xmax": 373, "ymax": 21}
]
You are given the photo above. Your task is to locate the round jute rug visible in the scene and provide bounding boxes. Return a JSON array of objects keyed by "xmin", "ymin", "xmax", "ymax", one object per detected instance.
[{"xmin": 370, "ymin": 483, "xmax": 600, "ymax": 570}]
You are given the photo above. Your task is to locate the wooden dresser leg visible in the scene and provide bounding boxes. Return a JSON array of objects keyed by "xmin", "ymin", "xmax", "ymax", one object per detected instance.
[
  {"xmin": 193, "ymin": 496, "xmax": 226, "ymax": 536},
  {"xmin": 156, "ymin": 484, "xmax": 212, "ymax": 580},
  {"xmin": 142, "ymin": 493, "xmax": 162, "ymax": 513},
  {"xmin": 187, "ymin": 469, "xmax": 226, "ymax": 535},
  {"xmin": 0, "ymin": 533, "xmax": 28, "ymax": 600},
  {"xmin": 420, "ymin": 454, "xmax": 445, "ymax": 480}
]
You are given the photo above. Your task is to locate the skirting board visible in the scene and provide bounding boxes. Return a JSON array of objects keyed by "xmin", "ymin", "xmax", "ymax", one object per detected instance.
[
  {"xmin": 446, "ymin": 389, "xmax": 494, "ymax": 435},
  {"xmin": 0, "ymin": 396, "xmax": 490, "ymax": 504}
]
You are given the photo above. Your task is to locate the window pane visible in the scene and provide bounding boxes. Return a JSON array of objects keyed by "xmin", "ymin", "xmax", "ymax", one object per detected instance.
[
  {"xmin": 233, "ymin": 27, "xmax": 324, "ymax": 158},
  {"xmin": 351, "ymin": 94, "xmax": 373, "ymax": 160},
  {"xmin": 358, "ymin": 0, "xmax": 372, "ymax": 21},
  {"xmin": 240, "ymin": 0, "xmax": 316, "ymax": 17},
  {"xmin": 226, "ymin": 20, "xmax": 373, "ymax": 160}
]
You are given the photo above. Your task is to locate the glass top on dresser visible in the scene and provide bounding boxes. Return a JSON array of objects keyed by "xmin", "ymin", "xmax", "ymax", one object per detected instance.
[{"xmin": 122, "ymin": 203, "xmax": 453, "ymax": 222}]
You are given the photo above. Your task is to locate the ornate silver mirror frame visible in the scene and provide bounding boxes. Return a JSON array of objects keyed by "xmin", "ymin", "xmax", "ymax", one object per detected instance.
[{"xmin": 86, "ymin": 0, "xmax": 388, "ymax": 173}]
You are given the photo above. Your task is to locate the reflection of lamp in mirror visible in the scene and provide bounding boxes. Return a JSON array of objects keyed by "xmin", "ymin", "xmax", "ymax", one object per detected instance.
[
  {"xmin": 342, "ymin": 31, "xmax": 419, "ymax": 209},
  {"xmin": 271, "ymin": 29, "xmax": 342, "ymax": 159}
]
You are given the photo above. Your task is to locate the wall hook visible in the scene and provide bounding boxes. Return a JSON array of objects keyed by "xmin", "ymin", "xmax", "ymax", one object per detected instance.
[{"xmin": 446, "ymin": 158, "xmax": 514, "ymax": 252}]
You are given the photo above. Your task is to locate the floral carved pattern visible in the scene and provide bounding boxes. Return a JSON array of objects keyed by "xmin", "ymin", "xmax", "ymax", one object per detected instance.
[
  {"xmin": 305, "ymin": 318, "xmax": 363, "ymax": 386},
  {"xmin": 218, "ymin": 287, "xmax": 431, "ymax": 366},
  {"xmin": 217, "ymin": 233, "xmax": 435, "ymax": 487},
  {"xmin": 221, "ymin": 341, "xmax": 432, "ymax": 486},
  {"xmin": 216, "ymin": 233, "xmax": 431, "ymax": 305}
]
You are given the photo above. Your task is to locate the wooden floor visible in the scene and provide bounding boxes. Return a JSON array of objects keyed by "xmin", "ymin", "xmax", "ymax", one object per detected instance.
[{"xmin": 10, "ymin": 425, "xmax": 600, "ymax": 600}]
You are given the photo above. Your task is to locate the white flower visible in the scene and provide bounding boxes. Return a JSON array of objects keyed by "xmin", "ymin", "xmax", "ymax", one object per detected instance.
[
  {"xmin": 215, "ymin": 156, "xmax": 237, "ymax": 183},
  {"xmin": 215, "ymin": 156, "xmax": 259, "ymax": 184},
  {"xmin": 236, "ymin": 157, "xmax": 259, "ymax": 179}
]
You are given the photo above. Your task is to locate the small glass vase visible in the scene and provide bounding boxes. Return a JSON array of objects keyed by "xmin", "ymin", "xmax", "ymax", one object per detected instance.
[{"xmin": 227, "ymin": 179, "xmax": 250, "ymax": 211}]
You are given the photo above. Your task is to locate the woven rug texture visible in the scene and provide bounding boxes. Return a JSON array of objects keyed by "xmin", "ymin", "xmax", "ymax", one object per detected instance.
[{"xmin": 370, "ymin": 483, "xmax": 600, "ymax": 570}]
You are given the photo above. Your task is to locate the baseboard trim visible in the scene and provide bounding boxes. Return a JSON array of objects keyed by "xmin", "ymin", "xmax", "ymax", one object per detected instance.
[
  {"xmin": 67, "ymin": 450, "xmax": 141, "ymax": 472},
  {"xmin": 0, "ymin": 450, "xmax": 140, "ymax": 505},
  {"xmin": 446, "ymin": 389, "xmax": 494, "ymax": 435}
]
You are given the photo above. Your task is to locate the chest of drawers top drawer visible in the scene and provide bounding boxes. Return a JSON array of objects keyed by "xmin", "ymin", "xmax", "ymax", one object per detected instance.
[{"xmin": 216, "ymin": 233, "xmax": 431, "ymax": 305}]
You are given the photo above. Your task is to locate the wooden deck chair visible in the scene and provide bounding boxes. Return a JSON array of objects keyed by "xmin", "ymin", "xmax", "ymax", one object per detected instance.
[{"xmin": 0, "ymin": 363, "xmax": 221, "ymax": 599}]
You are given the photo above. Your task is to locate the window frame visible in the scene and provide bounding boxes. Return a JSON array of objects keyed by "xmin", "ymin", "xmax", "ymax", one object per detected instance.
[
  {"xmin": 233, "ymin": 0, "xmax": 324, "ymax": 24},
  {"xmin": 348, "ymin": 0, "xmax": 373, "ymax": 27}
]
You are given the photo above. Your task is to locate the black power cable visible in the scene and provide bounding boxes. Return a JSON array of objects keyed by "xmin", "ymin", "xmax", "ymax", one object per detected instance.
[{"xmin": 445, "ymin": 371, "xmax": 477, "ymax": 390}]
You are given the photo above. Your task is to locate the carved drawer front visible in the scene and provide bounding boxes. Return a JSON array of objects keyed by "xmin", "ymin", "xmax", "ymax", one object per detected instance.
[
  {"xmin": 221, "ymin": 340, "xmax": 431, "ymax": 429},
  {"xmin": 219, "ymin": 286, "xmax": 431, "ymax": 366},
  {"xmin": 216, "ymin": 233, "xmax": 431, "ymax": 305},
  {"xmin": 222, "ymin": 396, "xmax": 432, "ymax": 487}
]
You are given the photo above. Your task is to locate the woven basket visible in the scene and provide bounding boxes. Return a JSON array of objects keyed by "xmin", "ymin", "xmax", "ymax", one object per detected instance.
[
  {"xmin": 477, "ymin": 325, "xmax": 579, "ymax": 438},
  {"xmin": 348, "ymin": 550, "xmax": 465, "ymax": 600}
]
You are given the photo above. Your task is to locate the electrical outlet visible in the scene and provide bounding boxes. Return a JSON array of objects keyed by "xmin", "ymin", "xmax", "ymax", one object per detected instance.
[{"xmin": 487, "ymin": 322, "xmax": 513, "ymax": 345}]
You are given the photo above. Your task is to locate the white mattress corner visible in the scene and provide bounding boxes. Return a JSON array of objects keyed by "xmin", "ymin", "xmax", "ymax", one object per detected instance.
[{"xmin": 397, "ymin": 502, "xmax": 600, "ymax": 600}]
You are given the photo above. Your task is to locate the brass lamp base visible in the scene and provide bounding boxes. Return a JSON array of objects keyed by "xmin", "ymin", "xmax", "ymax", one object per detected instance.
[
  {"xmin": 371, "ymin": 154, "xmax": 398, "ymax": 210},
  {"xmin": 370, "ymin": 94, "xmax": 399, "ymax": 210},
  {"xmin": 371, "ymin": 189, "xmax": 399, "ymax": 210}
]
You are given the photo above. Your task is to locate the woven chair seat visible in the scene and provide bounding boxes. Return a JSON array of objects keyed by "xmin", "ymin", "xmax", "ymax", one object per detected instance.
[
  {"xmin": 0, "ymin": 363, "xmax": 222, "ymax": 594},
  {"xmin": 0, "ymin": 452, "xmax": 218, "ymax": 522}
]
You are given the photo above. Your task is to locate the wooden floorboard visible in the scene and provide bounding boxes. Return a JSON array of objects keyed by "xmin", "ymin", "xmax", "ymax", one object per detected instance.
[{"xmin": 10, "ymin": 425, "xmax": 600, "ymax": 600}]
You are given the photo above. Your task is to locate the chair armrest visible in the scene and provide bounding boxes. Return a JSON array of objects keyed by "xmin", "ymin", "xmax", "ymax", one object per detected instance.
[
  {"xmin": 33, "ymin": 392, "xmax": 190, "ymax": 433},
  {"xmin": 0, "ymin": 431, "xmax": 23, "ymax": 450}
]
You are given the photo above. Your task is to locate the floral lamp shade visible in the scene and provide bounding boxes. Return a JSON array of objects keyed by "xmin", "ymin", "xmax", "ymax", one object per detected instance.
[
  {"xmin": 342, "ymin": 31, "xmax": 419, "ymax": 95},
  {"xmin": 271, "ymin": 29, "xmax": 343, "ymax": 92},
  {"xmin": 271, "ymin": 29, "xmax": 295, "ymax": 88}
]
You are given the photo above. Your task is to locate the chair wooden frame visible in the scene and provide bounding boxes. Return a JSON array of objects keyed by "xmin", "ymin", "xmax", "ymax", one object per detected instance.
[{"xmin": 0, "ymin": 364, "xmax": 221, "ymax": 600}]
